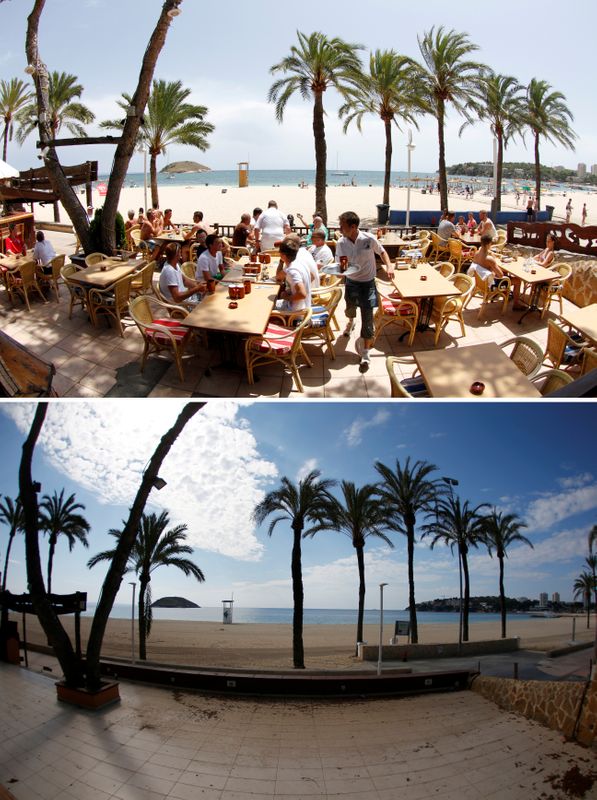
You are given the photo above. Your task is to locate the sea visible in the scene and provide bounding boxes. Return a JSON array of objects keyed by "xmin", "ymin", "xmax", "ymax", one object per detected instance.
[{"xmin": 84, "ymin": 604, "xmax": 532, "ymax": 626}]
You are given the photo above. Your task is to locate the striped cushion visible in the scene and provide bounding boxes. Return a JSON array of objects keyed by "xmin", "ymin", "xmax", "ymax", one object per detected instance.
[
  {"xmin": 147, "ymin": 318, "xmax": 188, "ymax": 343},
  {"xmin": 252, "ymin": 323, "xmax": 296, "ymax": 354},
  {"xmin": 400, "ymin": 377, "xmax": 429, "ymax": 397},
  {"xmin": 381, "ymin": 297, "xmax": 414, "ymax": 316},
  {"xmin": 310, "ymin": 305, "xmax": 329, "ymax": 328}
]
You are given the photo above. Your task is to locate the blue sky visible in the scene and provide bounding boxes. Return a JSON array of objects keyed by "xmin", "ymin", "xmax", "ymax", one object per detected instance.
[
  {"xmin": 1, "ymin": 401, "xmax": 595, "ymax": 610},
  {"xmin": 1, "ymin": 0, "xmax": 595, "ymax": 175}
]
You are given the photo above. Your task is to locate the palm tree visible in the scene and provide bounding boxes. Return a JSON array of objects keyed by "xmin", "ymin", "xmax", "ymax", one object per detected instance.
[
  {"xmin": 483, "ymin": 509, "xmax": 532, "ymax": 639},
  {"xmin": 268, "ymin": 31, "xmax": 364, "ymax": 225},
  {"xmin": 88, "ymin": 511, "xmax": 204, "ymax": 660},
  {"xmin": 588, "ymin": 525, "xmax": 597, "ymax": 555},
  {"xmin": 461, "ymin": 73, "xmax": 525, "ymax": 212},
  {"xmin": 0, "ymin": 495, "xmax": 24, "ymax": 593},
  {"xmin": 253, "ymin": 470, "xmax": 336, "ymax": 668},
  {"xmin": 101, "ymin": 79, "xmax": 213, "ymax": 208},
  {"xmin": 39, "ymin": 489, "xmax": 90, "ymax": 595},
  {"xmin": 585, "ymin": 555, "xmax": 597, "ymax": 617},
  {"xmin": 573, "ymin": 572, "xmax": 595, "ymax": 629},
  {"xmin": 523, "ymin": 79, "xmax": 576, "ymax": 209},
  {"xmin": 0, "ymin": 78, "xmax": 33, "ymax": 161},
  {"xmin": 374, "ymin": 458, "xmax": 440, "ymax": 644},
  {"xmin": 16, "ymin": 70, "xmax": 94, "ymax": 145},
  {"xmin": 313, "ymin": 480, "xmax": 392, "ymax": 656},
  {"xmin": 339, "ymin": 50, "xmax": 421, "ymax": 207},
  {"xmin": 424, "ymin": 495, "xmax": 488, "ymax": 642},
  {"xmin": 414, "ymin": 26, "xmax": 487, "ymax": 211}
]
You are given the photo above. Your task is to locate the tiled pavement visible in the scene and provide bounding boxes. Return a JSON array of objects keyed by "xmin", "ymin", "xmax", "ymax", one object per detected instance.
[
  {"xmin": 0, "ymin": 232, "xmax": 566, "ymax": 398},
  {"xmin": 1, "ymin": 663, "xmax": 596, "ymax": 800}
]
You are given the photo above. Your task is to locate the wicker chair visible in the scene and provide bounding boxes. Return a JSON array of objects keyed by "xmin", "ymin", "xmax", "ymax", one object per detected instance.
[
  {"xmin": 126, "ymin": 224, "xmax": 141, "ymax": 251},
  {"xmin": 492, "ymin": 229, "xmax": 508, "ymax": 252},
  {"xmin": 428, "ymin": 231, "xmax": 450, "ymax": 262},
  {"xmin": 538, "ymin": 264, "xmax": 572, "ymax": 318},
  {"xmin": 434, "ymin": 262, "xmax": 455, "ymax": 279},
  {"xmin": 472, "ymin": 272, "xmax": 511, "ymax": 319},
  {"xmin": 129, "ymin": 260, "xmax": 156, "ymax": 298},
  {"xmin": 580, "ymin": 347, "xmax": 597, "ymax": 376},
  {"xmin": 6, "ymin": 259, "xmax": 47, "ymax": 311},
  {"xmin": 245, "ymin": 308, "xmax": 313, "ymax": 392},
  {"xmin": 36, "ymin": 254, "xmax": 65, "ymax": 302},
  {"xmin": 230, "ymin": 245, "xmax": 251, "ymax": 259},
  {"xmin": 373, "ymin": 280, "xmax": 420, "ymax": 347},
  {"xmin": 448, "ymin": 238, "xmax": 476, "ymax": 272},
  {"xmin": 180, "ymin": 261, "xmax": 197, "ymax": 282},
  {"xmin": 530, "ymin": 368, "xmax": 574, "ymax": 396},
  {"xmin": 84, "ymin": 252, "xmax": 107, "ymax": 267},
  {"xmin": 543, "ymin": 319, "xmax": 586, "ymax": 370},
  {"xmin": 60, "ymin": 264, "xmax": 87, "ymax": 318},
  {"xmin": 385, "ymin": 356, "xmax": 429, "ymax": 398},
  {"xmin": 300, "ymin": 286, "xmax": 343, "ymax": 359},
  {"xmin": 499, "ymin": 336, "xmax": 543, "ymax": 378},
  {"xmin": 87, "ymin": 273, "xmax": 133, "ymax": 336},
  {"xmin": 129, "ymin": 295, "xmax": 194, "ymax": 382},
  {"xmin": 429, "ymin": 273, "xmax": 474, "ymax": 347}
]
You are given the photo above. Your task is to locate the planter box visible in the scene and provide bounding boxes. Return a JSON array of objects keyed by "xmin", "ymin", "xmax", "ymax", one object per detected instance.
[{"xmin": 56, "ymin": 679, "xmax": 120, "ymax": 710}]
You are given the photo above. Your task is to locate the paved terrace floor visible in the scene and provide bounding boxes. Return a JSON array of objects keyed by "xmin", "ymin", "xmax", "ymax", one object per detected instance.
[
  {"xmin": 0, "ymin": 232, "xmax": 570, "ymax": 398},
  {"xmin": 1, "ymin": 662, "xmax": 596, "ymax": 800}
]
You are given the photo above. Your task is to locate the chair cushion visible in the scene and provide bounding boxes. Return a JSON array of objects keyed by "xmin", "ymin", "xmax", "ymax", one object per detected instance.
[
  {"xmin": 147, "ymin": 318, "xmax": 188, "ymax": 343},
  {"xmin": 251, "ymin": 322, "xmax": 296, "ymax": 354},
  {"xmin": 400, "ymin": 377, "xmax": 429, "ymax": 397},
  {"xmin": 310, "ymin": 305, "xmax": 329, "ymax": 328},
  {"xmin": 381, "ymin": 297, "xmax": 414, "ymax": 316}
]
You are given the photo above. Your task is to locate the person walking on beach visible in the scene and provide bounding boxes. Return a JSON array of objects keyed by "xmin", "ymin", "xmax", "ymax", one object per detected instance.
[
  {"xmin": 582, "ymin": 203, "xmax": 588, "ymax": 226},
  {"xmin": 565, "ymin": 198, "xmax": 573, "ymax": 223},
  {"xmin": 336, "ymin": 210, "xmax": 393, "ymax": 373},
  {"xmin": 526, "ymin": 195, "xmax": 534, "ymax": 223}
]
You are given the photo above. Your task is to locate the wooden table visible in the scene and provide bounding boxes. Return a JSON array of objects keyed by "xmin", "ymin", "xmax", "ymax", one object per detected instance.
[
  {"xmin": 0, "ymin": 254, "xmax": 28, "ymax": 271},
  {"xmin": 154, "ymin": 231, "xmax": 187, "ymax": 244},
  {"xmin": 559, "ymin": 303, "xmax": 597, "ymax": 346},
  {"xmin": 69, "ymin": 258, "xmax": 144, "ymax": 289},
  {"xmin": 392, "ymin": 263, "xmax": 459, "ymax": 300},
  {"xmin": 379, "ymin": 233, "xmax": 407, "ymax": 259},
  {"xmin": 499, "ymin": 256, "xmax": 557, "ymax": 321},
  {"xmin": 462, "ymin": 234, "xmax": 481, "ymax": 247},
  {"xmin": 182, "ymin": 281, "xmax": 277, "ymax": 336},
  {"xmin": 413, "ymin": 342, "xmax": 541, "ymax": 398}
]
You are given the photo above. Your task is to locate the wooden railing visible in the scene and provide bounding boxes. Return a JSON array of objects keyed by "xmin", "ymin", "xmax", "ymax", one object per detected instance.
[{"xmin": 507, "ymin": 221, "xmax": 597, "ymax": 256}]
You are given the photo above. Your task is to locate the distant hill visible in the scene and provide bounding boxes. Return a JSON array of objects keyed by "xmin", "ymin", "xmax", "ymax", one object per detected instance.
[
  {"xmin": 446, "ymin": 161, "xmax": 594, "ymax": 185},
  {"xmin": 160, "ymin": 161, "xmax": 210, "ymax": 174},
  {"xmin": 151, "ymin": 596, "xmax": 200, "ymax": 608}
]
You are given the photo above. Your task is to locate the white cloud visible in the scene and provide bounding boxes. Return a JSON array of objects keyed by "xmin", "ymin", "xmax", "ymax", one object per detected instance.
[
  {"xmin": 3, "ymin": 402, "xmax": 277, "ymax": 561},
  {"xmin": 297, "ymin": 458, "xmax": 318, "ymax": 482},
  {"xmin": 344, "ymin": 408, "xmax": 390, "ymax": 447},
  {"xmin": 526, "ymin": 482, "xmax": 597, "ymax": 530},
  {"xmin": 558, "ymin": 472, "xmax": 594, "ymax": 489}
]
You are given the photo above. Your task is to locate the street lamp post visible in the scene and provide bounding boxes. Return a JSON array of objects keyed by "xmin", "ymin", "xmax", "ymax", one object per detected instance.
[
  {"xmin": 129, "ymin": 581, "xmax": 136, "ymax": 664},
  {"xmin": 377, "ymin": 582, "xmax": 388, "ymax": 676},
  {"xmin": 406, "ymin": 131, "xmax": 416, "ymax": 229},
  {"xmin": 143, "ymin": 149, "xmax": 148, "ymax": 213},
  {"xmin": 442, "ymin": 477, "xmax": 461, "ymax": 648}
]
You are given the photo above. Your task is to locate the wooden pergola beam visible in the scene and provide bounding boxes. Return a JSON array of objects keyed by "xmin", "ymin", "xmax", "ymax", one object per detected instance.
[{"xmin": 36, "ymin": 136, "xmax": 122, "ymax": 147}]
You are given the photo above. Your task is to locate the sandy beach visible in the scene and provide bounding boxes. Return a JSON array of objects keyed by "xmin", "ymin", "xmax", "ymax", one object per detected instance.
[
  {"xmin": 15, "ymin": 613, "xmax": 592, "ymax": 671},
  {"xmin": 32, "ymin": 182, "xmax": 596, "ymax": 231}
]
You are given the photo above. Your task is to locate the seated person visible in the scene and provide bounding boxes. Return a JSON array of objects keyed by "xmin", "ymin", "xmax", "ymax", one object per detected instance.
[
  {"xmin": 196, "ymin": 233, "xmax": 223, "ymax": 282},
  {"xmin": 140, "ymin": 209, "xmax": 162, "ymax": 252},
  {"xmin": 533, "ymin": 232, "xmax": 556, "ymax": 268},
  {"xmin": 138, "ymin": 207, "xmax": 146, "ymax": 225},
  {"xmin": 232, "ymin": 213, "xmax": 254, "ymax": 248},
  {"xmin": 456, "ymin": 215, "xmax": 467, "ymax": 236},
  {"xmin": 297, "ymin": 211, "xmax": 328, "ymax": 244},
  {"xmin": 151, "ymin": 202, "xmax": 164, "ymax": 228},
  {"xmin": 162, "ymin": 208, "xmax": 178, "ymax": 232},
  {"xmin": 274, "ymin": 237, "xmax": 311, "ymax": 313},
  {"xmin": 437, "ymin": 211, "xmax": 459, "ymax": 242},
  {"xmin": 308, "ymin": 230, "xmax": 334, "ymax": 270},
  {"xmin": 286, "ymin": 232, "xmax": 320, "ymax": 288},
  {"xmin": 159, "ymin": 242, "xmax": 206, "ymax": 305},
  {"xmin": 468, "ymin": 234, "xmax": 505, "ymax": 285},
  {"xmin": 466, "ymin": 211, "xmax": 476, "ymax": 232},
  {"xmin": 124, "ymin": 209, "xmax": 138, "ymax": 234},
  {"xmin": 220, "ymin": 238, "xmax": 236, "ymax": 271},
  {"xmin": 4, "ymin": 223, "xmax": 27, "ymax": 255},
  {"xmin": 33, "ymin": 231, "xmax": 57, "ymax": 272},
  {"xmin": 183, "ymin": 211, "xmax": 210, "ymax": 242},
  {"xmin": 475, "ymin": 209, "xmax": 497, "ymax": 241}
]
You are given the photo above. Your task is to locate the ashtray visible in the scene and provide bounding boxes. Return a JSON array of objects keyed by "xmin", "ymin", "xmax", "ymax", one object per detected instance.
[
  {"xmin": 420, "ymin": 275, "xmax": 427, "ymax": 281},
  {"xmin": 470, "ymin": 381, "xmax": 485, "ymax": 396},
  {"xmin": 531, "ymin": 269, "xmax": 536, "ymax": 274},
  {"xmin": 228, "ymin": 301, "xmax": 238, "ymax": 309},
  {"xmin": 100, "ymin": 265, "xmax": 107, "ymax": 272}
]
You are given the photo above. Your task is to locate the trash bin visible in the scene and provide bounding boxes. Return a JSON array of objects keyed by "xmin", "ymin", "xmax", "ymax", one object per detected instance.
[
  {"xmin": 0, "ymin": 620, "xmax": 20, "ymax": 664},
  {"xmin": 545, "ymin": 205, "xmax": 555, "ymax": 220},
  {"xmin": 376, "ymin": 203, "xmax": 390, "ymax": 225}
]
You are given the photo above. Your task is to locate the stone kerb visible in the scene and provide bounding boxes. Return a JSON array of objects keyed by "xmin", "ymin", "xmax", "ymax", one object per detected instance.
[
  {"xmin": 471, "ymin": 674, "xmax": 597, "ymax": 746},
  {"xmin": 359, "ymin": 637, "xmax": 519, "ymax": 662}
]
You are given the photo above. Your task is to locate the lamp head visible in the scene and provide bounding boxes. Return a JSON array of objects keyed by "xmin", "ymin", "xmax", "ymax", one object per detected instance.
[{"xmin": 152, "ymin": 476, "xmax": 167, "ymax": 490}]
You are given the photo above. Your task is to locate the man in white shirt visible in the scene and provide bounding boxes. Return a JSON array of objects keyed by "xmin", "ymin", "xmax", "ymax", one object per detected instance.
[
  {"xmin": 160, "ymin": 243, "xmax": 206, "ymax": 305},
  {"xmin": 475, "ymin": 209, "xmax": 497, "ymax": 241},
  {"xmin": 256, "ymin": 200, "xmax": 290, "ymax": 251},
  {"xmin": 336, "ymin": 210, "xmax": 393, "ymax": 372},
  {"xmin": 274, "ymin": 238, "xmax": 311, "ymax": 313},
  {"xmin": 308, "ymin": 230, "xmax": 334, "ymax": 269},
  {"xmin": 33, "ymin": 231, "xmax": 56, "ymax": 271},
  {"xmin": 196, "ymin": 234, "xmax": 224, "ymax": 281}
]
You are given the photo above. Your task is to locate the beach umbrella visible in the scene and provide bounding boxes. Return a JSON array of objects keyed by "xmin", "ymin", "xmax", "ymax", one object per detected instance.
[{"xmin": 0, "ymin": 158, "xmax": 19, "ymax": 180}]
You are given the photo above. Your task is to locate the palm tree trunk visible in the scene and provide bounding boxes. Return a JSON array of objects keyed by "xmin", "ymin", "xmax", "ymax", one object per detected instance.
[
  {"xmin": 138, "ymin": 577, "xmax": 148, "ymax": 660},
  {"xmin": 382, "ymin": 118, "xmax": 392, "ymax": 207},
  {"xmin": 355, "ymin": 544, "xmax": 365, "ymax": 656},
  {"xmin": 150, "ymin": 153, "xmax": 159, "ymax": 209},
  {"xmin": 461, "ymin": 549, "xmax": 470, "ymax": 642},
  {"xmin": 291, "ymin": 523, "xmax": 305, "ymax": 669},
  {"xmin": 407, "ymin": 524, "xmax": 418, "ymax": 644},
  {"xmin": 534, "ymin": 132, "xmax": 541, "ymax": 211},
  {"xmin": 498, "ymin": 555, "xmax": 506, "ymax": 639},
  {"xmin": 437, "ymin": 101, "xmax": 448, "ymax": 211},
  {"xmin": 586, "ymin": 593, "xmax": 591, "ymax": 629},
  {"xmin": 312, "ymin": 90, "xmax": 327, "ymax": 226},
  {"xmin": 496, "ymin": 133, "xmax": 504, "ymax": 213},
  {"xmin": 46, "ymin": 536, "xmax": 56, "ymax": 596},
  {"xmin": 20, "ymin": 403, "xmax": 84, "ymax": 688},
  {"xmin": 2, "ymin": 531, "xmax": 15, "ymax": 592},
  {"xmin": 85, "ymin": 403, "xmax": 203, "ymax": 690},
  {"xmin": 2, "ymin": 123, "xmax": 9, "ymax": 163}
]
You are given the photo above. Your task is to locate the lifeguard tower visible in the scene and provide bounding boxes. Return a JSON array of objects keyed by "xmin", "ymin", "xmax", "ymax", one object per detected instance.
[
  {"xmin": 222, "ymin": 599, "xmax": 234, "ymax": 624},
  {"xmin": 238, "ymin": 161, "xmax": 249, "ymax": 188}
]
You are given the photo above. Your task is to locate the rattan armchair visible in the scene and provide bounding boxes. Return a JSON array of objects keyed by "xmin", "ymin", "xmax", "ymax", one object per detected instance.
[
  {"xmin": 499, "ymin": 336, "xmax": 543, "ymax": 378},
  {"xmin": 472, "ymin": 271, "xmax": 511, "ymax": 319},
  {"xmin": 538, "ymin": 264, "xmax": 572, "ymax": 319},
  {"xmin": 6, "ymin": 259, "xmax": 47, "ymax": 311},
  {"xmin": 373, "ymin": 280, "xmax": 420, "ymax": 347},
  {"xmin": 429, "ymin": 273, "xmax": 474, "ymax": 346},
  {"xmin": 245, "ymin": 308, "xmax": 313, "ymax": 392},
  {"xmin": 84, "ymin": 252, "xmax": 107, "ymax": 267},
  {"xmin": 448, "ymin": 238, "xmax": 476, "ymax": 272},
  {"xmin": 129, "ymin": 295, "xmax": 194, "ymax": 382},
  {"xmin": 385, "ymin": 356, "xmax": 429, "ymax": 398},
  {"xmin": 428, "ymin": 231, "xmax": 450, "ymax": 262},
  {"xmin": 129, "ymin": 260, "xmax": 156, "ymax": 298},
  {"xmin": 180, "ymin": 261, "xmax": 197, "ymax": 282},
  {"xmin": 543, "ymin": 319, "xmax": 586, "ymax": 370},
  {"xmin": 530, "ymin": 368, "xmax": 574, "ymax": 396},
  {"xmin": 87, "ymin": 273, "xmax": 133, "ymax": 336},
  {"xmin": 580, "ymin": 347, "xmax": 597, "ymax": 377},
  {"xmin": 492, "ymin": 229, "xmax": 508, "ymax": 252},
  {"xmin": 61, "ymin": 264, "xmax": 87, "ymax": 318},
  {"xmin": 434, "ymin": 262, "xmax": 455, "ymax": 278},
  {"xmin": 298, "ymin": 286, "xmax": 343, "ymax": 359},
  {"xmin": 37, "ymin": 254, "xmax": 65, "ymax": 302}
]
